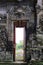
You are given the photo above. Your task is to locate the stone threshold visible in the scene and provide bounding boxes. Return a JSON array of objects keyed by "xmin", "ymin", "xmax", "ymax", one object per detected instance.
[{"xmin": 0, "ymin": 61, "xmax": 27, "ymax": 64}]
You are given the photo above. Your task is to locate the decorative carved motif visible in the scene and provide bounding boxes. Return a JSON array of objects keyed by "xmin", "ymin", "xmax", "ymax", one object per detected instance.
[
  {"xmin": 7, "ymin": 5, "xmax": 32, "ymax": 20},
  {"xmin": 36, "ymin": 5, "xmax": 41, "ymax": 14}
]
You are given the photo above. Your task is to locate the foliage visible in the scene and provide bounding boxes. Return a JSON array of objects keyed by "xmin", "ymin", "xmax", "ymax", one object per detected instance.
[
  {"xmin": 16, "ymin": 41, "xmax": 23, "ymax": 50},
  {"xmin": 29, "ymin": 61, "xmax": 43, "ymax": 65}
]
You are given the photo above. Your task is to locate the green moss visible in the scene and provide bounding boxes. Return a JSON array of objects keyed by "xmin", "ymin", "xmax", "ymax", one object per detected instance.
[{"xmin": 29, "ymin": 61, "xmax": 43, "ymax": 65}]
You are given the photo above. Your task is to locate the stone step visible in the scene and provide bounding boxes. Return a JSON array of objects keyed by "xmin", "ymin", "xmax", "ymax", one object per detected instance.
[{"xmin": 0, "ymin": 61, "xmax": 27, "ymax": 65}]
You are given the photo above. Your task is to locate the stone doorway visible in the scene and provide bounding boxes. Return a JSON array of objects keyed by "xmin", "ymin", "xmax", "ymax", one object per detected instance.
[{"xmin": 13, "ymin": 20, "xmax": 27, "ymax": 61}]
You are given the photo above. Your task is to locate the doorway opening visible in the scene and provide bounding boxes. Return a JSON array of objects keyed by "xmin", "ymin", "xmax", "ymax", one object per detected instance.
[
  {"xmin": 13, "ymin": 21, "xmax": 26, "ymax": 61},
  {"xmin": 15, "ymin": 27, "xmax": 25, "ymax": 61}
]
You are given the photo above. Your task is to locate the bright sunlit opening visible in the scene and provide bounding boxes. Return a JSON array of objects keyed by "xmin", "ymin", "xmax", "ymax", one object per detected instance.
[{"xmin": 15, "ymin": 27, "xmax": 25, "ymax": 61}]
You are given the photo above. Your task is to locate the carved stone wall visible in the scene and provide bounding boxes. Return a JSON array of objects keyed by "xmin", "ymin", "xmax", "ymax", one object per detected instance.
[
  {"xmin": 7, "ymin": 4, "xmax": 34, "ymax": 41},
  {"xmin": 35, "ymin": 0, "xmax": 43, "ymax": 60},
  {"xmin": 6, "ymin": 4, "xmax": 35, "ymax": 61},
  {"xmin": 0, "ymin": 2, "xmax": 35, "ymax": 61}
]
